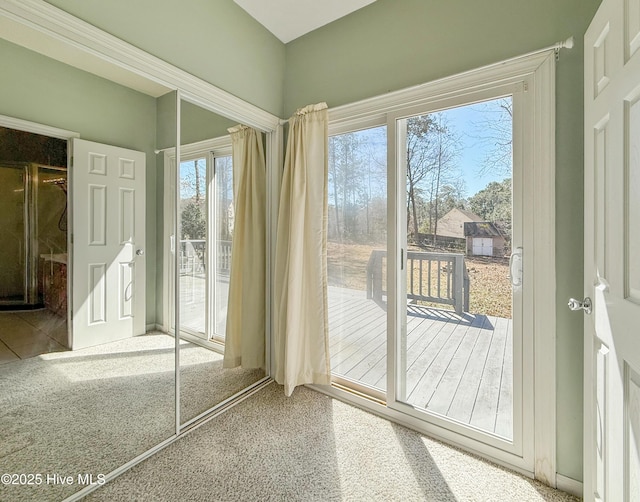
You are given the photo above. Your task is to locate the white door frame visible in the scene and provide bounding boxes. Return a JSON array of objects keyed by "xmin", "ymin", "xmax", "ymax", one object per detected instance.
[
  {"xmin": 318, "ymin": 49, "xmax": 557, "ymax": 482},
  {"xmin": 0, "ymin": 113, "xmax": 79, "ymax": 340}
]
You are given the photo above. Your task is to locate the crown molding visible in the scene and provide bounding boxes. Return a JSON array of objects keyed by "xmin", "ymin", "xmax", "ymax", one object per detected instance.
[{"xmin": 0, "ymin": 0, "xmax": 280, "ymax": 132}]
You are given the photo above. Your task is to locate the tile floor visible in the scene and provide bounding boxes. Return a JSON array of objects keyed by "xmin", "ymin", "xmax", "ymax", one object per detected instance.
[{"xmin": 0, "ymin": 310, "xmax": 68, "ymax": 364}]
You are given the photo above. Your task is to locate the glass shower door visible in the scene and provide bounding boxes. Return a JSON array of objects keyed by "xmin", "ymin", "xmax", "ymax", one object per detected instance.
[{"xmin": 0, "ymin": 164, "xmax": 26, "ymax": 306}]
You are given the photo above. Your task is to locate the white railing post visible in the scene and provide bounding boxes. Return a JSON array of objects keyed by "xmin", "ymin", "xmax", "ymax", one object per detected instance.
[{"xmin": 454, "ymin": 255, "xmax": 464, "ymax": 315}]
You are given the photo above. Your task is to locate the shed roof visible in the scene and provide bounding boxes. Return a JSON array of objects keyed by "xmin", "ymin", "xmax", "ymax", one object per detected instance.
[{"xmin": 463, "ymin": 221, "xmax": 503, "ymax": 238}]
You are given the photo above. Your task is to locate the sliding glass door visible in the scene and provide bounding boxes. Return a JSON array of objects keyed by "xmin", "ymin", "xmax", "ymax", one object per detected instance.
[
  {"xmin": 328, "ymin": 82, "xmax": 533, "ymax": 462},
  {"xmin": 389, "ymin": 90, "xmax": 526, "ymax": 455},
  {"xmin": 178, "ymin": 152, "xmax": 233, "ymax": 343}
]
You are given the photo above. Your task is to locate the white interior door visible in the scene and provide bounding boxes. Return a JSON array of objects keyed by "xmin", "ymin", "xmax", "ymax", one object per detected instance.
[
  {"xmin": 584, "ymin": 0, "xmax": 640, "ymax": 500},
  {"xmin": 72, "ymin": 139, "xmax": 146, "ymax": 350}
]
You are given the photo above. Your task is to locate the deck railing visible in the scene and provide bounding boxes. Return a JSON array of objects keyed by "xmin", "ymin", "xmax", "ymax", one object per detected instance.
[
  {"xmin": 179, "ymin": 239, "xmax": 232, "ymax": 276},
  {"xmin": 366, "ymin": 250, "xmax": 470, "ymax": 314}
]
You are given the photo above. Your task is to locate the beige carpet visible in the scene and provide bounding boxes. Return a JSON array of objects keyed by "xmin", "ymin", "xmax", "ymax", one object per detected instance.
[
  {"xmin": 0, "ymin": 332, "xmax": 263, "ymax": 502},
  {"xmin": 86, "ymin": 383, "xmax": 579, "ymax": 502}
]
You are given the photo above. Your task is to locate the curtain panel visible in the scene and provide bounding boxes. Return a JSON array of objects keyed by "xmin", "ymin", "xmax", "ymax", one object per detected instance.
[
  {"xmin": 223, "ymin": 125, "xmax": 266, "ymax": 369},
  {"xmin": 274, "ymin": 103, "xmax": 330, "ymax": 396}
]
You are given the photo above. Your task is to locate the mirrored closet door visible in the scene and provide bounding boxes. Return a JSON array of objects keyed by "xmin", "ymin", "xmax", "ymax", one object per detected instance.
[{"xmin": 170, "ymin": 98, "xmax": 267, "ymax": 428}]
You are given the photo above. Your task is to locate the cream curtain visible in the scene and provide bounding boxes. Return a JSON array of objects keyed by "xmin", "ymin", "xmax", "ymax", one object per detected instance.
[
  {"xmin": 223, "ymin": 125, "xmax": 266, "ymax": 369},
  {"xmin": 274, "ymin": 103, "xmax": 330, "ymax": 396}
]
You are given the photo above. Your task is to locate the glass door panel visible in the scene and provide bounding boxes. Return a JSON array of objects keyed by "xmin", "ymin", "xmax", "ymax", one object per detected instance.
[
  {"xmin": 212, "ymin": 155, "xmax": 233, "ymax": 341},
  {"xmin": 395, "ymin": 96, "xmax": 520, "ymax": 444},
  {"xmin": 179, "ymin": 157, "xmax": 208, "ymax": 337},
  {"xmin": 0, "ymin": 165, "xmax": 26, "ymax": 305},
  {"xmin": 178, "ymin": 153, "xmax": 233, "ymax": 342},
  {"xmin": 327, "ymin": 125, "xmax": 388, "ymax": 396}
]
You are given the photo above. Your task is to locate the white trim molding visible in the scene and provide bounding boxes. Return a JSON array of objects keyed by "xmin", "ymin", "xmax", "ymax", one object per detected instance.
[
  {"xmin": 531, "ymin": 53, "xmax": 557, "ymax": 487},
  {"xmin": 555, "ymin": 474, "xmax": 583, "ymax": 498},
  {"xmin": 0, "ymin": 113, "xmax": 79, "ymax": 139},
  {"xmin": 0, "ymin": 0, "xmax": 280, "ymax": 132},
  {"xmin": 161, "ymin": 135, "xmax": 233, "ymax": 159}
]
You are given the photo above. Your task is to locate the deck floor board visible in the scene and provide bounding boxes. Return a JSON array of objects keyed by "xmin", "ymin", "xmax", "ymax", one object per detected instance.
[{"xmin": 328, "ymin": 287, "xmax": 513, "ymax": 440}]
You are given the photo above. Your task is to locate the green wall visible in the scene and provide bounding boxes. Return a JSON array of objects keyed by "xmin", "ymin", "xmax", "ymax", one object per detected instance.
[
  {"xmin": 44, "ymin": 0, "xmax": 286, "ymax": 117},
  {"xmin": 2, "ymin": 0, "xmax": 606, "ymax": 482},
  {"xmin": 0, "ymin": 39, "xmax": 158, "ymax": 325},
  {"xmin": 284, "ymin": 0, "xmax": 602, "ymax": 481}
]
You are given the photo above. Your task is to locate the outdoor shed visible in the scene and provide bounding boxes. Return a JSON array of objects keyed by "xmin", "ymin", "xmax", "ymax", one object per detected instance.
[{"xmin": 464, "ymin": 221, "xmax": 506, "ymax": 257}]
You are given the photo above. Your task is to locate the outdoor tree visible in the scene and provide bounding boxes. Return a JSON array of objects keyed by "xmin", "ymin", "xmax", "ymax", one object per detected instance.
[
  {"xmin": 431, "ymin": 180, "xmax": 466, "ymax": 222},
  {"xmin": 180, "ymin": 159, "xmax": 206, "ymax": 240},
  {"xmin": 406, "ymin": 114, "xmax": 437, "ymax": 241},
  {"xmin": 426, "ymin": 114, "xmax": 462, "ymax": 243},
  {"xmin": 328, "ymin": 128, "xmax": 386, "ymax": 242},
  {"xmin": 468, "ymin": 177, "xmax": 512, "ymax": 240},
  {"xmin": 405, "ymin": 113, "xmax": 462, "ymax": 243},
  {"xmin": 181, "ymin": 201, "xmax": 206, "ymax": 240},
  {"xmin": 472, "ymin": 97, "xmax": 513, "ymax": 177}
]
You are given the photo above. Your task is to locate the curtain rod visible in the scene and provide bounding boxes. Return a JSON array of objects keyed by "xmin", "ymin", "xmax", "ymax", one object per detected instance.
[{"xmin": 534, "ymin": 35, "xmax": 574, "ymax": 60}]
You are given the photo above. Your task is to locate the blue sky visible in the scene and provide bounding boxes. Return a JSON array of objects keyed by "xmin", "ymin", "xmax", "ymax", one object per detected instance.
[
  {"xmin": 442, "ymin": 97, "xmax": 512, "ymax": 197},
  {"xmin": 328, "ymin": 96, "xmax": 513, "ymax": 202}
]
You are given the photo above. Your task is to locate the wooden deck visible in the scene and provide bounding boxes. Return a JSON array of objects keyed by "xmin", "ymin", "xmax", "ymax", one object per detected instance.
[{"xmin": 328, "ymin": 286, "xmax": 513, "ymax": 440}]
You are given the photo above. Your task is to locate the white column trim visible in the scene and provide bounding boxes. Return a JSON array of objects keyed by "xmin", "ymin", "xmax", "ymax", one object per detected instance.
[{"xmin": 532, "ymin": 53, "xmax": 557, "ymax": 486}]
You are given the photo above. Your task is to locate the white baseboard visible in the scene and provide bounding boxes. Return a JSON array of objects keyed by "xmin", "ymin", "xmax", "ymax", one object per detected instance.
[
  {"xmin": 145, "ymin": 323, "xmax": 163, "ymax": 332},
  {"xmin": 556, "ymin": 474, "xmax": 582, "ymax": 498}
]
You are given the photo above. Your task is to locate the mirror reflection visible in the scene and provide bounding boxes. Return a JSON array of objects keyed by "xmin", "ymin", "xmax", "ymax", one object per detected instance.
[
  {"xmin": 176, "ymin": 99, "xmax": 266, "ymax": 425},
  {"xmin": 0, "ymin": 65, "xmax": 177, "ymax": 499}
]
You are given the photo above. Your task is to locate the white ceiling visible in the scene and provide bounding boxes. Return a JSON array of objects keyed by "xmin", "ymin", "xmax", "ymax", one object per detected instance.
[{"xmin": 233, "ymin": 0, "xmax": 377, "ymax": 43}]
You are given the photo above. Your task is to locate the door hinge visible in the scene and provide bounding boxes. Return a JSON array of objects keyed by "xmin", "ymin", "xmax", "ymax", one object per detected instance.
[{"xmin": 401, "ymin": 248, "xmax": 404, "ymax": 270}]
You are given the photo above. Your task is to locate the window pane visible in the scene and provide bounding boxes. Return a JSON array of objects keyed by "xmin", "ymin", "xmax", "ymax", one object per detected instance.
[
  {"xmin": 328, "ymin": 125, "xmax": 387, "ymax": 393},
  {"xmin": 398, "ymin": 97, "xmax": 514, "ymax": 440},
  {"xmin": 179, "ymin": 157, "xmax": 207, "ymax": 335},
  {"xmin": 214, "ymin": 155, "xmax": 233, "ymax": 338}
]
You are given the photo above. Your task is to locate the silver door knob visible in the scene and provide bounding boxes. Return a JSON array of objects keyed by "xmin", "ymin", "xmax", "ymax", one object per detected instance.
[
  {"xmin": 568, "ymin": 297, "xmax": 592, "ymax": 314},
  {"xmin": 136, "ymin": 249, "xmax": 145, "ymax": 256}
]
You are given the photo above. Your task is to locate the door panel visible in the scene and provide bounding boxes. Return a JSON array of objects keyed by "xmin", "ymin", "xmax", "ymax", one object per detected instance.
[
  {"xmin": 72, "ymin": 138, "xmax": 145, "ymax": 349},
  {"xmin": 390, "ymin": 92, "xmax": 529, "ymax": 457},
  {"xmin": 326, "ymin": 125, "xmax": 388, "ymax": 397},
  {"xmin": 584, "ymin": 0, "xmax": 640, "ymax": 500},
  {"xmin": 213, "ymin": 155, "xmax": 234, "ymax": 339},
  {"xmin": 179, "ymin": 156, "xmax": 207, "ymax": 337}
]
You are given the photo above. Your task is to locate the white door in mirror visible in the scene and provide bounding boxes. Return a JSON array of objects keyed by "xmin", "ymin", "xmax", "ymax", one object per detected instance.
[{"xmin": 71, "ymin": 138, "xmax": 146, "ymax": 349}]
